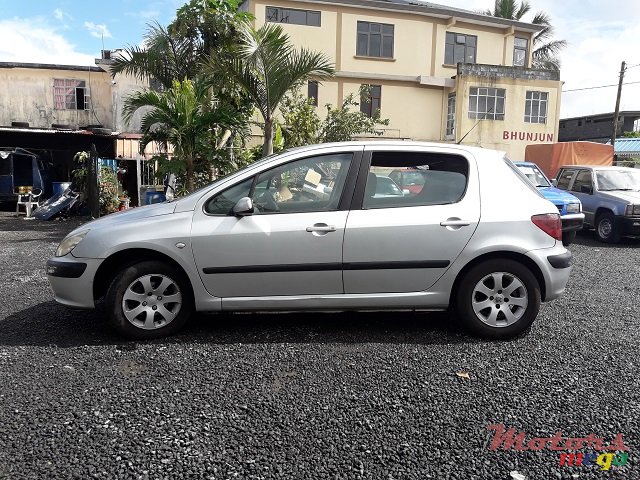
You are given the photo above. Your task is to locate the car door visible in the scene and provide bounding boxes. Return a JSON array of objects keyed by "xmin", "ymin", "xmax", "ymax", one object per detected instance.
[
  {"xmin": 569, "ymin": 169, "xmax": 597, "ymax": 224},
  {"xmin": 342, "ymin": 146, "xmax": 480, "ymax": 294},
  {"xmin": 191, "ymin": 149, "xmax": 361, "ymax": 298}
]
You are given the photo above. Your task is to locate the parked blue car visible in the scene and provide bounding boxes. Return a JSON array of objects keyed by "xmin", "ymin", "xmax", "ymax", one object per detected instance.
[
  {"xmin": 554, "ymin": 165, "xmax": 640, "ymax": 243},
  {"xmin": 515, "ymin": 162, "xmax": 584, "ymax": 246}
]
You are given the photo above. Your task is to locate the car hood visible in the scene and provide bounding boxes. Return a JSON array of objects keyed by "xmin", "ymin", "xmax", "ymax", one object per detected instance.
[
  {"xmin": 66, "ymin": 201, "xmax": 178, "ymax": 237},
  {"xmin": 538, "ymin": 186, "xmax": 580, "ymax": 204},
  {"xmin": 599, "ymin": 190, "xmax": 640, "ymax": 203}
]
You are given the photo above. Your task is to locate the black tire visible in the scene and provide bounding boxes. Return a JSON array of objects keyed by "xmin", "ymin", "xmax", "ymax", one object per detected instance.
[
  {"xmin": 454, "ymin": 259, "xmax": 541, "ymax": 339},
  {"xmin": 562, "ymin": 230, "xmax": 576, "ymax": 246},
  {"xmin": 89, "ymin": 127, "xmax": 113, "ymax": 135},
  {"xmin": 51, "ymin": 123, "xmax": 72, "ymax": 129},
  {"xmin": 595, "ymin": 212, "xmax": 620, "ymax": 243},
  {"xmin": 11, "ymin": 121, "xmax": 29, "ymax": 128},
  {"xmin": 106, "ymin": 260, "xmax": 193, "ymax": 339}
]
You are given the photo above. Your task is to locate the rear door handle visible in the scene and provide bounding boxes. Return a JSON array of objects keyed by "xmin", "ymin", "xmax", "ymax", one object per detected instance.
[
  {"xmin": 306, "ymin": 224, "xmax": 336, "ymax": 233},
  {"xmin": 440, "ymin": 219, "xmax": 471, "ymax": 227}
]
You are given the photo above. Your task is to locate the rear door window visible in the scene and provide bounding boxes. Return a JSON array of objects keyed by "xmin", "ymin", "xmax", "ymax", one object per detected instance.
[{"xmin": 362, "ymin": 151, "xmax": 468, "ymax": 209}]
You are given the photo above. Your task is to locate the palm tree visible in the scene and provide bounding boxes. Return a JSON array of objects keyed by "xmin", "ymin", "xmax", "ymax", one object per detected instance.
[
  {"xmin": 110, "ymin": 23, "xmax": 203, "ymax": 89},
  {"xmin": 484, "ymin": 0, "xmax": 566, "ymax": 71},
  {"xmin": 122, "ymin": 78, "xmax": 246, "ymax": 192},
  {"xmin": 208, "ymin": 23, "xmax": 335, "ymax": 157}
]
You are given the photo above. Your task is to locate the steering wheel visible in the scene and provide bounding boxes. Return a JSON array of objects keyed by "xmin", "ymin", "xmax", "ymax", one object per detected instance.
[{"xmin": 255, "ymin": 191, "xmax": 280, "ymax": 212}]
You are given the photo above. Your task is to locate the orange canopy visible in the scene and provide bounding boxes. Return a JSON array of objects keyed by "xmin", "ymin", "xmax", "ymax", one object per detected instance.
[{"xmin": 524, "ymin": 142, "xmax": 613, "ymax": 179}]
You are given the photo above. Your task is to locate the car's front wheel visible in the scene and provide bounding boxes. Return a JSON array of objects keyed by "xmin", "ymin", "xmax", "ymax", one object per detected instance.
[
  {"xmin": 455, "ymin": 259, "xmax": 541, "ymax": 339},
  {"xmin": 106, "ymin": 260, "xmax": 193, "ymax": 339},
  {"xmin": 596, "ymin": 212, "xmax": 620, "ymax": 243}
]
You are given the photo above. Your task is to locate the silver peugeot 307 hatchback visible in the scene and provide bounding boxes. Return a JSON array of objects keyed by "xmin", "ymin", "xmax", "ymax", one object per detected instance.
[{"xmin": 46, "ymin": 142, "xmax": 572, "ymax": 340}]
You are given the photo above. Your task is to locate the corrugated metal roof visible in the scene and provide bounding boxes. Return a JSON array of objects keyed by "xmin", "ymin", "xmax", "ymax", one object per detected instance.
[
  {"xmin": 606, "ymin": 137, "xmax": 640, "ymax": 157},
  {"xmin": 0, "ymin": 126, "xmax": 119, "ymax": 136}
]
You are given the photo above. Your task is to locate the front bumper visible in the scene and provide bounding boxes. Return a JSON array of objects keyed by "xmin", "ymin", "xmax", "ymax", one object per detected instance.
[
  {"xmin": 560, "ymin": 213, "xmax": 584, "ymax": 232},
  {"xmin": 46, "ymin": 256, "xmax": 102, "ymax": 309},
  {"xmin": 617, "ymin": 216, "xmax": 640, "ymax": 236}
]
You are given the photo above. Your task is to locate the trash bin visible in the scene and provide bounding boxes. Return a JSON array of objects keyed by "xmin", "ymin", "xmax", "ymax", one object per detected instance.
[
  {"xmin": 145, "ymin": 191, "xmax": 166, "ymax": 204},
  {"xmin": 52, "ymin": 182, "xmax": 72, "ymax": 196}
]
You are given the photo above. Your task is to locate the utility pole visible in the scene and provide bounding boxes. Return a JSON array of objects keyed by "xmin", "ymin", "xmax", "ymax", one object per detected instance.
[{"xmin": 611, "ymin": 61, "xmax": 626, "ymax": 150}]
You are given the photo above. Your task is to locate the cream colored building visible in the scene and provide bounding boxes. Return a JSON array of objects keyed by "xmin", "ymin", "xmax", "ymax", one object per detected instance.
[{"xmin": 243, "ymin": 0, "xmax": 562, "ymax": 159}]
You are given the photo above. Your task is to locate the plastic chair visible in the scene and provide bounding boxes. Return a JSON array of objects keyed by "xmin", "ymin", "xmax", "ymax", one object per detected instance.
[{"xmin": 16, "ymin": 188, "xmax": 42, "ymax": 218}]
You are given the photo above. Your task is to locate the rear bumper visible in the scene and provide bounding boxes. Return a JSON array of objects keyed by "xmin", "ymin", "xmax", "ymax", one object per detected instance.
[
  {"xmin": 46, "ymin": 256, "xmax": 102, "ymax": 309},
  {"xmin": 561, "ymin": 213, "xmax": 584, "ymax": 232},
  {"xmin": 526, "ymin": 245, "xmax": 572, "ymax": 302}
]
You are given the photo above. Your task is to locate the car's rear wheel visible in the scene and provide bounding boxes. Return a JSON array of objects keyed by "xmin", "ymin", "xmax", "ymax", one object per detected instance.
[
  {"xmin": 106, "ymin": 260, "xmax": 193, "ymax": 339},
  {"xmin": 596, "ymin": 212, "xmax": 620, "ymax": 243},
  {"xmin": 562, "ymin": 230, "xmax": 576, "ymax": 246},
  {"xmin": 455, "ymin": 259, "xmax": 541, "ymax": 339}
]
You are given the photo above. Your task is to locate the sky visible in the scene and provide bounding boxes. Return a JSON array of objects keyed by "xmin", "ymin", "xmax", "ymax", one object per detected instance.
[{"xmin": 1, "ymin": 0, "xmax": 639, "ymax": 120}]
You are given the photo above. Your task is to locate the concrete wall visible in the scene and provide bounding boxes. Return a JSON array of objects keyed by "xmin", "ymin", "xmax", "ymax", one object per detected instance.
[
  {"xmin": 0, "ymin": 66, "xmax": 112, "ymax": 129},
  {"xmin": 0, "ymin": 63, "xmax": 148, "ymax": 133}
]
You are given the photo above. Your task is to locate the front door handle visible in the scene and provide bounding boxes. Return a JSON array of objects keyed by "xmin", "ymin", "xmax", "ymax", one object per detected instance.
[
  {"xmin": 440, "ymin": 219, "xmax": 471, "ymax": 227},
  {"xmin": 306, "ymin": 223, "xmax": 336, "ymax": 234}
]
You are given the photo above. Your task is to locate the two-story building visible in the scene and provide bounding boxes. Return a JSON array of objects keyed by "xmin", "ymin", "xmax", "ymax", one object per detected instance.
[{"xmin": 243, "ymin": 0, "xmax": 562, "ymax": 159}]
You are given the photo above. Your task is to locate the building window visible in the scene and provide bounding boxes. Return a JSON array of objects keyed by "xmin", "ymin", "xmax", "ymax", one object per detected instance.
[
  {"xmin": 266, "ymin": 6, "xmax": 321, "ymax": 26},
  {"xmin": 445, "ymin": 32, "xmax": 477, "ymax": 65},
  {"xmin": 524, "ymin": 91, "xmax": 548, "ymax": 124},
  {"xmin": 513, "ymin": 37, "xmax": 528, "ymax": 67},
  {"xmin": 446, "ymin": 94, "xmax": 456, "ymax": 136},
  {"xmin": 54, "ymin": 79, "xmax": 90, "ymax": 110},
  {"xmin": 360, "ymin": 85, "xmax": 382, "ymax": 118},
  {"xmin": 356, "ymin": 21, "xmax": 394, "ymax": 58},
  {"xmin": 308, "ymin": 80, "xmax": 318, "ymax": 107},
  {"xmin": 468, "ymin": 87, "xmax": 505, "ymax": 120}
]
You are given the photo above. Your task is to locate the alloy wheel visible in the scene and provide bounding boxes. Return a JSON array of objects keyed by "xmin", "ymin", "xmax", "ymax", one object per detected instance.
[
  {"xmin": 471, "ymin": 272, "xmax": 528, "ymax": 327},
  {"xmin": 122, "ymin": 274, "xmax": 182, "ymax": 330}
]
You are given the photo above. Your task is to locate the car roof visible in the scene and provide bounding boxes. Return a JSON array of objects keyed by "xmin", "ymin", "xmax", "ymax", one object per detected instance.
[{"xmin": 289, "ymin": 140, "xmax": 504, "ymax": 157}]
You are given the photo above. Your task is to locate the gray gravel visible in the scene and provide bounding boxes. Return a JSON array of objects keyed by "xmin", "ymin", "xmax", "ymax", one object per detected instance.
[{"xmin": 0, "ymin": 212, "xmax": 638, "ymax": 480}]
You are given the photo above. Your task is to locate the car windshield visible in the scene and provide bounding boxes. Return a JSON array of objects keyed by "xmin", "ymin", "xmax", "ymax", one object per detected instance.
[
  {"xmin": 516, "ymin": 164, "xmax": 551, "ymax": 187},
  {"xmin": 596, "ymin": 169, "xmax": 640, "ymax": 191}
]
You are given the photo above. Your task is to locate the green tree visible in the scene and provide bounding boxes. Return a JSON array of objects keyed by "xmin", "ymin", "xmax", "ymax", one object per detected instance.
[
  {"xmin": 122, "ymin": 78, "xmax": 246, "ymax": 192},
  {"xmin": 483, "ymin": 0, "xmax": 566, "ymax": 71},
  {"xmin": 279, "ymin": 85, "xmax": 390, "ymax": 147},
  {"xmin": 110, "ymin": 0, "xmax": 251, "ymax": 89},
  {"xmin": 209, "ymin": 23, "xmax": 334, "ymax": 157}
]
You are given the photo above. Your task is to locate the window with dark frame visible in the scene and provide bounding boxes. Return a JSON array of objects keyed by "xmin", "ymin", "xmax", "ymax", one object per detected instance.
[
  {"xmin": 446, "ymin": 94, "xmax": 456, "ymax": 136},
  {"xmin": 308, "ymin": 80, "xmax": 318, "ymax": 107},
  {"xmin": 513, "ymin": 37, "xmax": 528, "ymax": 67},
  {"xmin": 356, "ymin": 21, "xmax": 394, "ymax": 58},
  {"xmin": 444, "ymin": 32, "xmax": 477, "ymax": 65},
  {"xmin": 468, "ymin": 87, "xmax": 505, "ymax": 120},
  {"xmin": 524, "ymin": 91, "xmax": 548, "ymax": 124},
  {"xmin": 53, "ymin": 79, "xmax": 90, "ymax": 110},
  {"xmin": 360, "ymin": 85, "xmax": 382, "ymax": 118},
  {"xmin": 265, "ymin": 6, "xmax": 321, "ymax": 26}
]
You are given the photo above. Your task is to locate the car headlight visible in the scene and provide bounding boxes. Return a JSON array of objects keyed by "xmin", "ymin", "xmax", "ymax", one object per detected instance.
[
  {"xmin": 625, "ymin": 204, "xmax": 640, "ymax": 216},
  {"xmin": 566, "ymin": 203, "xmax": 581, "ymax": 214},
  {"xmin": 55, "ymin": 230, "xmax": 89, "ymax": 257}
]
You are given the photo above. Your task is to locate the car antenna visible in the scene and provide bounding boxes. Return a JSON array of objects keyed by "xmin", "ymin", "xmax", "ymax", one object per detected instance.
[{"xmin": 457, "ymin": 107, "xmax": 494, "ymax": 145}]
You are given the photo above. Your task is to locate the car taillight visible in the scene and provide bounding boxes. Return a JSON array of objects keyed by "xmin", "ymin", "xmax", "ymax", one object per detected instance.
[{"xmin": 531, "ymin": 213, "xmax": 562, "ymax": 241}]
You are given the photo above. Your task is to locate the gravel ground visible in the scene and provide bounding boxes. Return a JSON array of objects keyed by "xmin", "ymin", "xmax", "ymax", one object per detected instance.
[{"xmin": 0, "ymin": 212, "xmax": 638, "ymax": 480}]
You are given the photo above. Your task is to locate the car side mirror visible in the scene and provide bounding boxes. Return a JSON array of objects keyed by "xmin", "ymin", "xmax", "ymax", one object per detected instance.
[
  {"xmin": 232, "ymin": 197, "xmax": 254, "ymax": 216},
  {"xmin": 580, "ymin": 185, "xmax": 593, "ymax": 195},
  {"xmin": 551, "ymin": 179, "xmax": 558, "ymax": 187},
  {"xmin": 402, "ymin": 189, "xmax": 411, "ymax": 196}
]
